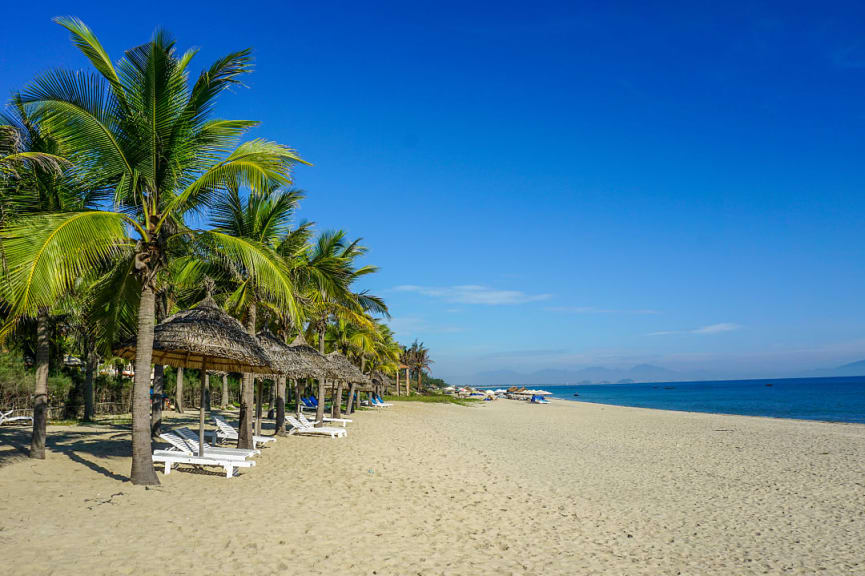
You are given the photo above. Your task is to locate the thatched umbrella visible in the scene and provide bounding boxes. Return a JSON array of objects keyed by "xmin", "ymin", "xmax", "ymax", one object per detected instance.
[
  {"xmin": 283, "ymin": 332, "xmax": 330, "ymax": 421},
  {"xmin": 115, "ymin": 293, "xmax": 273, "ymax": 457},
  {"xmin": 255, "ymin": 328, "xmax": 299, "ymax": 436},
  {"xmin": 326, "ymin": 351, "xmax": 367, "ymax": 382},
  {"xmin": 326, "ymin": 351, "xmax": 370, "ymax": 416},
  {"xmin": 287, "ymin": 332, "xmax": 330, "ymax": 378},
  {"xmin": 371, "ymin": 370, "xmax": 393, "ymax": 394}
]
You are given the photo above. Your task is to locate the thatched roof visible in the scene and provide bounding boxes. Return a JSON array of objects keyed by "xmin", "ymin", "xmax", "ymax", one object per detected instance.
[
  {"xmin": 284, "ymin": 332, "xmax": 330, "ymax": 379},
  {"xmin": 325, "ymin": 351, "xmax": 369, "ymax": 383},
  {"xmin": 114, "ymin": 295, "xmax": 273, "ymax": 374},
  {"xmin": 370, "ymin": 371, "xmax": 393, "ymax": 386},
  {"xmin": 255, "ymin": 328, "xmax": 293, "ymax": 377}
]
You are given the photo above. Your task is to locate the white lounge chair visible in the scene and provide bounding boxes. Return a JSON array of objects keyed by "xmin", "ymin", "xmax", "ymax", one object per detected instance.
[
  {"xmin": 370, "ymin": 397, "xmax": 393, "ymax": 408},
  {"xmin": 174, "ymin": 428, "xmax": 260, "ymax": 460},
  {"xmin": 212, "ymin": 414, "xmax": 276, "ymax": 449},
  {"xmin": 0, "ymin": 409, "xmax": 33, "ymax": 426},
  {"xmin": 298, "ymin": 413, "xmax": 352, "ymax": 428},
  {"xmin": 286, "ymin": 415, "xmax": 347, "ymax": 438},
  {"xmin": 160, "ymin": 430, "xmax": 255, "ymax": 462},
  {"xmin": 153, "ymin": 435, "xmax": 255, "ymax": 479},
  {"xmin": 152, "ymin": 451, "xmax": 254, "ymax": 478}
]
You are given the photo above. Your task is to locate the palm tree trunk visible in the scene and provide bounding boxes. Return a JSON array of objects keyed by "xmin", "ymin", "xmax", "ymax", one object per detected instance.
[
  {"xmin": 295, "ymin": 379, "xmax": 304, "ymax": 417},
  {"xmin": 237, "ymin": 302, "xmax": 257, "ymax": 449},
  {"xmin": 175, "ymin": 367, "xmax": 184, "ymax": 413},
  {"xmin": 275, "ymin": 375, "xmax": 286, "ymax": 436},
  {"xmin": 199, "ymin": 368, "xmax": 209, "ymax": 456},
  {"xmin": 221, "ymin": 373, "xmax": 229, "ymax": 408},
  {"xmin": 254, "ymin": 378, "xmax": 262, "ymax": 436},
  {"xmin": 417, "ymin": 369, "xmax": 422, "ymax": 394},
  {"xmin": 150, "ymin": 364, "xmax": 164, "ymax": 437},
  {"xmin": 204, "ymin": 372, "xmax": 211, "ymax": 412},
  {"xmin": 395, "ymin": 369, "xmax": 400, "ymax": 397},
  {"xmin": 405, "ymin": 367, "xmax": 411, "ymax": 396},
  {"xmin": 333, "ymin": 381, "xmax": 343, "ymax": 418},
  {"xmin": 29, "ymin": 308, "xmax": 50, "ymax": 459},
  {"xmin": 83, "ymin": 337, "xmax": 96, "ymax": 422},
  {"xmin": 345, "ymin": 382, "xmax": 356, "ymax": 415},
  {"xmin": 130, "ymin": 285, "xmax": 159, "ymax": 485},
  {"xmin": 315, "ymin": 379, "xmax": 326, "ymax": 427}
]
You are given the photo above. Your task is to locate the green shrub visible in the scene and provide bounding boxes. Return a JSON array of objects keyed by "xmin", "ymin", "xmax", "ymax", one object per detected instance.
[{"xmin": 382, "ymin": 394, "xmax": 481, "ymax": 406}]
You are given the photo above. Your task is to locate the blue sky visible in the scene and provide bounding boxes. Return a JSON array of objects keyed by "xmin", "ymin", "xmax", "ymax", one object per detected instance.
[{"xmin": 3, "ymin": 2, "xmax": 865, "ymax": 384}]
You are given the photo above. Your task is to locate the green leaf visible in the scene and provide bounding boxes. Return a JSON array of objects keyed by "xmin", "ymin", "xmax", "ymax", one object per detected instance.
[{"xmin": 1, "ymin": 211, "xmax": 131, "ymax": 317}]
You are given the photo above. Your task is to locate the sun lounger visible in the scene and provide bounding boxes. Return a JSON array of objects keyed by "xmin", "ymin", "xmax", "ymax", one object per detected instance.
[
  {"xmin": 371, "ymin": 396, "xmax": 393, "ymax": 407},
  {"xmin": 0, "ymin": 409, "xmax": 33, "ymax": 426},
  {"xmin": 302, "ymin": 396, "xmax": 332, "ymax": 411},
  {"xmin": 174, "ymin": 427, "xmax": 260, "ymax": 460},
  {"xmin": 212, "ymin": 414, "xmax": 276, "ymax": 449},
  {"xmin": 161, "ymin": 430, "xmax": 252, "ymax": 461},
  {"xmin": 298, "ymin": 413, "xmax": 352, "ymax": 428},
  {"xmin": 160, "ymin": 429, "xmax": 255, "ymax": 463},
  {"xmin": 152, "ymin": 451, "xmax": 254, "ymax": 478},
  {"xmin": 152, "ymin": 436, "xmax": 256, "ymax": 479},
  {"xmin": 285, "ymin": 415, "xmax": 347, "ymax": 438}
]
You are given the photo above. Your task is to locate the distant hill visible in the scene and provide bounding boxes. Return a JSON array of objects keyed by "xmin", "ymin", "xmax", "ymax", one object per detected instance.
[
  {"xmin": 803, "ymin": 359, "xmax": 865, "ymax": 378},
  {"xmin": 473, "ymin": 364, "xmax": 683, "ymax": 386}
]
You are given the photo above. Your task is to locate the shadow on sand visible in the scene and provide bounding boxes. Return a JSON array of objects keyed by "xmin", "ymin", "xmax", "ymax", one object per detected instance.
[{"xmin": 0, "ymin": 410, "xmax": 257, "ymax": 480}]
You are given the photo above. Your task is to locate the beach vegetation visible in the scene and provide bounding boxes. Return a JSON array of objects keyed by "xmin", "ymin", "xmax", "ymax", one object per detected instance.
[
  {"xmin": 382, "ymin": 394, "xmax": 479, "ymax": 406},
  {"xmin": 0, "ymin": 17, "xmax": 434, "ymax": 484}
]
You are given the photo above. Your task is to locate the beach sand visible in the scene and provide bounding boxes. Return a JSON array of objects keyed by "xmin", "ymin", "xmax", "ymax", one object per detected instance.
[{"xmin": 1, "ymin": 399, "xmax": 863, "ymax": 575}]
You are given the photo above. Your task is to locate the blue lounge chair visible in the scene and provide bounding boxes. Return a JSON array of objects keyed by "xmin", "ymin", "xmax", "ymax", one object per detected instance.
[{"xmin": 370, "ymin": 396, "xmax": 393, "ymax": 407}]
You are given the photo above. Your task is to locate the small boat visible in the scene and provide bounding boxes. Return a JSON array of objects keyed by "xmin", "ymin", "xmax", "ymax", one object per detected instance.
[
  {"xmin": 765, "ymin": 383, "xmax": 773, "ymax": 387},
  {"xmin": 573, "ymin": 392, "xmax": 579, "ymax": 397}
]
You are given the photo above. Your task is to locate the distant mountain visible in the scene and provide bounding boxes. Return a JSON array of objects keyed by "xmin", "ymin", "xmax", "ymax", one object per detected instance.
[
  {"xmin": 804, "ymin": 359, "xmax": 865, "ymax": 378},
  {"xmin": 473, "ymin": 364, "xmax": 684, "ymax": 386}
]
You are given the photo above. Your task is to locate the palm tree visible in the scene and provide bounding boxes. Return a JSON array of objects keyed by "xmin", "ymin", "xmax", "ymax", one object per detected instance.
[
  {"xmin": 0, "ymin": 103, "xmax": 66, "ymax": 186},
  {"xmin": 271, "ymin": 224, "xmax": 353, "ymax": 429},
  {"xmin": 406, "ymin": 340, "xmax": 432, "ymax": 394},
  {"xmin": 400, "ymin": 346, "xmax": 413, "ymax": 395},
  {"xmin": 0, "ymin": 95, "xmax": 86, "ymax": 458},
  {"xmin": 208, "ymin": 184, "xmax": 301, "ymax": 447},
  {"xmin": 2, "ymin": 19, "xmax": 304, "ymax": 484},
  {"xmin": 295, "ymin": 231, "xmax": 385, "ymax": 425},
  {"xmin": 326, "ymin": 316, "xmax": 378, "ymax": 414}
]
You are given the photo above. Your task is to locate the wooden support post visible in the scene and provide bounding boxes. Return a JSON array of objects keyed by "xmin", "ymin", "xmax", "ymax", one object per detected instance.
[{"xmin": 199, "ymin": 362, "xmax": 208, "ymax": 457}]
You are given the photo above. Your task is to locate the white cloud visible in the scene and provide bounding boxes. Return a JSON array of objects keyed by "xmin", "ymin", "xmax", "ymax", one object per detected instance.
[
  {"xmin": 393, "ymin": 284, "xmax": 551, "ymax": 305},
  {"xmin": 546, "ymin": 306, "xmax": 660, "ymax": 315},
  {"xmin": 692, "ymin": 322, "xmax": 741, "ymax": 334},
  {"xmin": 649, "ymin": 323, "xmax": 742, "ymax": 337}
]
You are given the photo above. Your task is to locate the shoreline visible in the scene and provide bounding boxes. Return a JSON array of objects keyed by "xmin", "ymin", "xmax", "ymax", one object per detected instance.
[{"xmin": 548, "ymin": 396, "xmax": 865, "ymax": 426}]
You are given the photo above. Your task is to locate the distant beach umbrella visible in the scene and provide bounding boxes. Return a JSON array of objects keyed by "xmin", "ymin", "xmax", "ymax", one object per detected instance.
[
  {"xmin": 326, "ymin": 351, "xmax": 369, "ymax": 384},
  {"xmin": 115, "ymin": 286, "xmax": 273, "ymax": 457},
  {"xmin": 370, "ymin": 370, "xmax": 393, "ymax": 392}
]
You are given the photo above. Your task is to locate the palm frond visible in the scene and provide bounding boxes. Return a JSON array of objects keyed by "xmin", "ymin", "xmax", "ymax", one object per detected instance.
[
  {"xmin": 0, "ymin": 210, "xmax": 131, "ymax": 318},
  {"xmin": 159, "ymin": 139, "xmax": 308, "ymax": 226},
  {"xmin": 195, "ymin": 229, "xmax": 298, "ymax": 322},
  {"xmin": 53, "ymin": 17, "xmax": 126, "ymax": 101}
]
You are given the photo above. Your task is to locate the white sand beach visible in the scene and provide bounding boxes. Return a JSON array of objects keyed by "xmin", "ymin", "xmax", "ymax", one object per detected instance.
[{"xmin": 1, "ymin": 399, "xmax": 864, "ymax": 575}]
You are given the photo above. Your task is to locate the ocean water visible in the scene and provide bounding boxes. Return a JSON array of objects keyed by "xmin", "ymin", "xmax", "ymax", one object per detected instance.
[{"xmin": 540, "ymin": 377, "xmax": 865, "ymax": 423}]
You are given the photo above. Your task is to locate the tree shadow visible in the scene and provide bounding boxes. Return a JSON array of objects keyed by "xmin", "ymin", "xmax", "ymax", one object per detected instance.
[
  {"xmin": 0, "ymin": 428, "xmax": 30, "ymax": 468},
  {"xmin": 1, "ymin": 426, "xmax": 130, "ymax": 481},
  {"xmin": 63, "ymin": 449, "xmax": 128, "ymax": 482}
]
